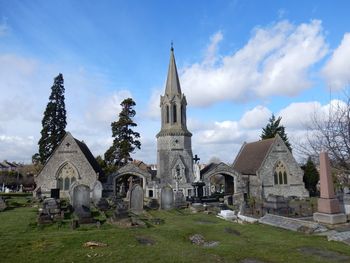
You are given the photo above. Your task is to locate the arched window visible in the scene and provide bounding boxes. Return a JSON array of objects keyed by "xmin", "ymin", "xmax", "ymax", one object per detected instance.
[
  {"xmin": 274, "ymin": 161, "xmax": 288, "ymax": 185},
  {"xmin": 166, "ymin": 105, "xmax": 169, "ymax": 123},
  {"xmin": 57, "ymin": 162, "xmax": 78, "ymax": 191},
  {"xmin": 58, "ymin": 178, "xmax": 63, "ymax": 190},
  {"xmin": 173, "ymin": 104, "xmax": 177, "ymax": 123},
  {"xmin": 71, "ymin": 177, "xmax": 76, "ymax": 184},
  {"xmin": 283, "ymin": 171, "xmax": 288, "ymax": 184},
  {"xmin": 181, "ymin": 105, "xmax": 184, "ymax": 125},
  {"xmin": 274, "ymin": 172, "xmax": 278, "ymax": 184},
  {"xmin": 64, "ymin": 177, "xmax": 70, "ymax": 190}
]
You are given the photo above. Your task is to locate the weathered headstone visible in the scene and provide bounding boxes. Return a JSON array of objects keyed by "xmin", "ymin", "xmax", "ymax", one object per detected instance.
[
  {"xmin": 0, "ymin": 197, "xmax": 7, "ymax": 211},
  {"xmin": 313, "ymin": 152, "xmax": 347, "ymax": 224},
  {"xmin": 38, "ymin": 198, "xmax": 62, "ymax": 224},
  {"xmin": 161, "ymin": 185, "xmax": 174, "ymax": 210},
  {"xmin": 174, "ymin": 191, "xmax": 187, "ymax": 208},
  {"xmin": 114, "ymin": 198, "xmax": 129, "ymax": 220},
  {"xmin": 92, "ymin": 181, "xmax": 103, "ymax": 205},
  {"xmin": 129, "ymin": 184, "xmax": 144, "ymax": 215},
  {"xmin": 147, "ymin": 198, "xmax": 160, "ymax": 210},
  {"xmin": 72, "ymin": 184, "xmax": 91, "ymax": 219}
]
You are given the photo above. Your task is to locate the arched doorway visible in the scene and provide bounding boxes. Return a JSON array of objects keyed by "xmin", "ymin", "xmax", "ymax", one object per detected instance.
[
  {"xmin": 113, "ymin": 173, "xmax": 145, "ymax": 198},
  {"xmin": 209, "ymin": 173, "xmax": 235, "ymax": 195}
]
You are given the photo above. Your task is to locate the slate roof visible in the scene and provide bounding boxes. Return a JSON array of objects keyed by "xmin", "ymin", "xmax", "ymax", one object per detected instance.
[
  {"xmin": 232, "ymin": 137, "xmax": 275, "ymax": 175},
  {"xmin": 200, "ymin": 162, "xmax": 218, "ymax": 176},
  {"xmin": 74, "ymin": 138, "xmax": 104, "ymax": 178}
]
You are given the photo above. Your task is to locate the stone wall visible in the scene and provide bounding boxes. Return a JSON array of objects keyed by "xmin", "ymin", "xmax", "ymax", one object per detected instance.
[
  {"xmin": 258, "ymin": 136, "xmax": 309, "ymax": 198},
  {"xmin": 157, "ymin": 135, "xmax": 193, "ymax": 185},
  {"xmin": 34, "ymin": 133, "xmax": 98, "ymax": 198}
]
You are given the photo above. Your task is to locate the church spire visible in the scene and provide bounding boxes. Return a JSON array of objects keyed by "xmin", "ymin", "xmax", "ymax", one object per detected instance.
[{"xmin": 165, "ymin": 45, "xmax": 182, "ymax": 97}]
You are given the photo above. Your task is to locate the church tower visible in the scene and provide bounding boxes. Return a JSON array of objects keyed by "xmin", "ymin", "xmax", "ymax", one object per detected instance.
[{"xmin": 156, "ymin": 46, "xmax": 194, "ymax": 194}]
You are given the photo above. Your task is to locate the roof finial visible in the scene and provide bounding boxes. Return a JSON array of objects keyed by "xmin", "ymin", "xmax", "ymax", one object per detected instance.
[{"xmin": 171, "ymin": 41, "xmax": 174, "ymax": 52}]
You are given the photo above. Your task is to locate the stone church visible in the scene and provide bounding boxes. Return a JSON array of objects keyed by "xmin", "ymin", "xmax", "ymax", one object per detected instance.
[
  {"xmin": 34, "ymin": 132, "xmax": 103, "ymax": 198},
  {"xmin": 35, "ymin": 47, "xmax": 308, "ymax": 202},
  {"xmin": 109, "ymin": 47, "xmax": 308, "ymax": 201}
]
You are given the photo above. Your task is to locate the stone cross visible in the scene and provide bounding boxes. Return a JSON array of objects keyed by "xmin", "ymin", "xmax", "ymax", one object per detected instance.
[{"xmin": 193, "ymin": 154, "xmax": 200, "ymax": 164}]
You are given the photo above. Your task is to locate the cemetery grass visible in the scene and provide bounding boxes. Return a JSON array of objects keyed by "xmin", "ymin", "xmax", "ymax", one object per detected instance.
[{"xmin": 0, "ymin": 202, "xmax": 350, "ymax": 263}]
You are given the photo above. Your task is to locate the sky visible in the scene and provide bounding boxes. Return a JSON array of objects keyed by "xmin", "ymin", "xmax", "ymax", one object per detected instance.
[{"xmin": 1, "ymin": 0, "xmax": 350, "ymax": 164}]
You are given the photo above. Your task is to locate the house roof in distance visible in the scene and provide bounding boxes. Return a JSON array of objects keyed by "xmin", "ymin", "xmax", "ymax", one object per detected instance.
[{"xmin": 232, "ymin": 137, "xmax": 276, "ymax": 175}]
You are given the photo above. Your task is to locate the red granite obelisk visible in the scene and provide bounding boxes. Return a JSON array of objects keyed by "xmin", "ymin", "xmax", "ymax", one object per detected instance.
[{"xmin": 313, "ymin": 152, "xmax": 347, "ymax": 224}]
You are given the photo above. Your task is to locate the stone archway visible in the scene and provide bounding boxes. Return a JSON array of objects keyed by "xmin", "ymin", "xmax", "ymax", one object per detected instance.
[
  {"xmin": 209, "ymin": 173, "xmax": 235, "ymax": 195},
  {"xmin": 113, "ymin": 173, "xmax": 146, "ymax": 198},
  {"xmin": 202, "ymin": 162, "xmax": 242, "ymax": 197},
  {"xmin": 109, "ymin": 162, "xmax": 152, "ymax": 198}
]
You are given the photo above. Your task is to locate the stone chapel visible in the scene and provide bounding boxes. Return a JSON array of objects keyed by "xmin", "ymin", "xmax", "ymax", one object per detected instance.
[{"xmin": 35, "ymin": 47, "xmax": 309, "ymax": 203}]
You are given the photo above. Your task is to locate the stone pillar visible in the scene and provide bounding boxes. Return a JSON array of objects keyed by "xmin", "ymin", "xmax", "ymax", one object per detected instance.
[{"xmin": 313, "ymin": 152, "xmax": 347, "ymax": 224}]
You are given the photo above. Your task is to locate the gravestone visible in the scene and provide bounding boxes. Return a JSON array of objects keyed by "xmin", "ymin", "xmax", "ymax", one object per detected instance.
[
  {"xmin": 129, "ymin": 184, "xmax": 144, "ymax": 215},
  {"xmin": 313, "ymin": 152, "xmax": 347, "ymax": 224},
  {"xmin": 174, "ymin": 191, "xmax": 187, "ymax": 208},
  {"xmin": 92, "ymin": 181, "xmax": 103, "ymax": 205},
  {"xmin": 147, "ymin": 198, "xmax": 160, "ymax": 210},
  {"xmin": 0, "ymin": 197, "xmax": 6, "ymax": 211},
  {"xmin": 114, "ymin": 198, "xmax": 129, "ymax": 220},
  {"xmin": 72, "ymin": 184, "xmax": 91, "ymax": 219},
  {"xmin": 38, "ymin": 198, "xmax": 62, "ymax": 224},
  {"xmin": 161, "ymin": 186, "xmax": 174, "ymax": 210}
]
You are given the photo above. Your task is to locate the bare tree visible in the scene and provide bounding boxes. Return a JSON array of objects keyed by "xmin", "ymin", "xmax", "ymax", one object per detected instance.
[{"xmin": 298, "ymin": 91, "xmax": 350, "ymax": 182}]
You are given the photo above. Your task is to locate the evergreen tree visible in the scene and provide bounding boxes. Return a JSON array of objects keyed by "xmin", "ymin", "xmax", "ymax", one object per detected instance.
[
  {"xmin": 261, "ymin": 114, "xmax": 292, "ymax": 151},
  {"xmin": 105, "ymin": 98, "xmax": 141, "ymax": 167},
  {"xmin": 302, "ymin": 157, "xmax": 320, "ymax": 196},
  {"xmin": 35, "ymin": 73, "xmax": 67, "ymax": 164}
]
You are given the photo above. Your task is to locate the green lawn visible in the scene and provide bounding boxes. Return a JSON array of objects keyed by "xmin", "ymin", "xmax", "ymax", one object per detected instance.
[{"xmin": 0, "ymin": 198, "xmax": 349, "ymax": 263}]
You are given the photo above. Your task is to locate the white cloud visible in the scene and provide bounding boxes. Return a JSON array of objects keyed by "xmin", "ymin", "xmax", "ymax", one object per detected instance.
[
  {"xmin": 0, "ymin": 135, "xmax": 35, "ymax": 162},
  {"xmin": 278, "ymin": 101, "xmax": 322, "ymax": 129},
  {"xmin": 180, "ymin": 20, "xmax": 328, "ymax": 107},
  {"xmin": 85, "ymin": 90, "xmax": 132, "ymax": 125},
  {"xmin": 239, "ymin": 105, "xmax": 271, "ymax": 129},
  {"xmin": 0, "ymin": 52, "xmax": 134, "ymax": 162},
  {"xmin": 145, "ymin": 88, "xmax": 162, "ymax": 120},
  {"xmin": 323, "ymin": 33, "xmax": 350, "ymax": 89}
]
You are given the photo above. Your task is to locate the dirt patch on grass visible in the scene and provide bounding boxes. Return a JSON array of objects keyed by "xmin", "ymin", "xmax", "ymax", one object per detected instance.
[
  {"xmin": 298, "ymin": 247, "xmax": 350, "ymax": 262},
  {"xmin": 224, "ymin": 227, "xmax": 241, "ymax": 236},
  {"xmin": 136, "ymin": 236, "xmax": 156, "ymax": 246}
]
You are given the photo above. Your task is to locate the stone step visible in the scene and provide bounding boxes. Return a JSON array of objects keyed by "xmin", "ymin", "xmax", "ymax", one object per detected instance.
[{"xmin": 259, "ymin": 213, "xmax": 327, "ymax": 233}]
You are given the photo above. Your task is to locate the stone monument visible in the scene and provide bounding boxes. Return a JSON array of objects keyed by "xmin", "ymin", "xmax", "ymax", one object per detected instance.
[
  {"xmin": 313, "ymin": 152, "xmax": 347, "ymax": 224},
  {"xmin": 92, "ymin": 181, "xmax": 103, "ymax": 205},
  {"xmin": 71, "ymin": 184, "xmax": 92, "ymax": 220},
  {"xmin": 129, "ymin": 184, "xmax": 144, "ymax": 215},
  {"xmin": 161, "ymin": 185, "xmax": 174, "ymax": 210}
]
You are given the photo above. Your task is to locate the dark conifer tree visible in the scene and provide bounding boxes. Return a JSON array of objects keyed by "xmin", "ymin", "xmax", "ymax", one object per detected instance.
[
  {"xmin": 302, "ymin": 157, "xmax": 320, "ymax": 196},
  {"xmin": 36, "ymin": 73, "xmax": 67, "ymax": 164},
  {"xmin": 261, "ymin": 114, "xmax": 292, "ymax": 152},
  {"xmin": 105, "ymin": 98, "xmax": 141, "ymax": 167}
]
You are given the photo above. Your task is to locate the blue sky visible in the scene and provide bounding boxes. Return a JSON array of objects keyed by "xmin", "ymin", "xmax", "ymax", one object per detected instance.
[{"xmin": 1, "ymin": 0, "xmax": 350, "ymax": 164}]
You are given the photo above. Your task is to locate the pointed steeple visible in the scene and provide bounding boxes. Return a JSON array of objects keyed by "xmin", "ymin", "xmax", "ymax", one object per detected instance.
[{"xmin": 165, "ymin": 45, "xmax": 182, "ymax": 96}]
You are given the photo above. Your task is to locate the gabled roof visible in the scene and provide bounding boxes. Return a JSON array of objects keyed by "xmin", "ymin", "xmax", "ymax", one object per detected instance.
[
  {"xmin": 200, "ymin": 162, "xmax": 218, "ymax": 175},
  {"xmin": 232, "ymin": 137, "xmax": 276, "ymax": 175},
  {"xmin": 74, "ymin": 138, "xmax": 104, "ymax": 177},
  {"xmin": 38, "ymin": 132, "xmax": 104, "ymax": 178}
]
